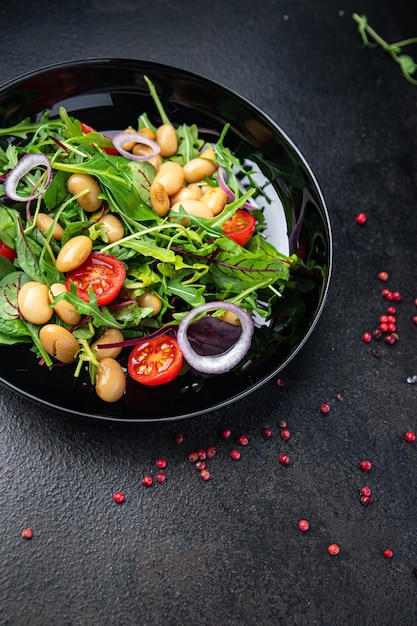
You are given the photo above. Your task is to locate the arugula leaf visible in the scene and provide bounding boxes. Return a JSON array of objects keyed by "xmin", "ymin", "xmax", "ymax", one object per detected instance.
[
  {"xmin": 166, "ymin": 278, "xmax": 206, "ymax": 307},
  {"xmin": 174, "ymin": 124, "xmax": 204, "ymax": 165},
  {"xmin": 42, "ymin": 170, "xmax": 70, "ymax": 210},
  {"xmin": 53, "ymin": 152, "xmax": 156, "ymax": 222},
  {"xmin": 51, "ymin": 283, "xmax": 126, "ymax": 330},
  {"xmin": 119, "ymin": 236, "xmax": 177, "ymax": 263},
  {"xmin": 0, "ymin": 206, "xmax": 18, "ymax": 249}
]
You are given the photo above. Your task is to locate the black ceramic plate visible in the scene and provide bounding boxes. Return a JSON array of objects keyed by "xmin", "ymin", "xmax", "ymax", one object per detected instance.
[{"xmin": 0, "ymin": 59, "xmax": 332, "ymax": 422}]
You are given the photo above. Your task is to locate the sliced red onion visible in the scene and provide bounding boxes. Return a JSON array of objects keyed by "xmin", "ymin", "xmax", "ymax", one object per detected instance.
[
  {"xmin": 112, "ymin": 131, "xmax": 160, "ymax": 161},
  {"xmin": 4, "ymin": 153, "xmax": 52, "ymax": 202},
  {"xmin": 177, "ymin": 301, "xmax": 254, "ymax": 375},
  {"xmin": 217, "ymin": 166, "xmax": 259, "ymax": 211}
]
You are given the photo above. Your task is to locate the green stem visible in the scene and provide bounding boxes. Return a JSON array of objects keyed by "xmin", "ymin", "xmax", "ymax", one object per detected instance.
[
  {"xmin": 353, "ymin": 13, "xmax": 417, "ymax": 85},
  {"xmin": 143, "ymin": 75, "xmax": 171, "ymax": 126},
  {"xmin": 100, "ymin": 221, "xmax": 185, "ymax": 253}
]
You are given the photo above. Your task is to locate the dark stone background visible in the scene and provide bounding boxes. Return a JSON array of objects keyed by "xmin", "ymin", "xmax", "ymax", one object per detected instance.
[{"xmin": 1, "ymin": 1, "xmax": 417, "ymax": 624}]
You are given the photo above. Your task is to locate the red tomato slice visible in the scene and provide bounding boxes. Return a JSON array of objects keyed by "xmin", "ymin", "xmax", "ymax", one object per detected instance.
[
  {"xmin": 0, "ymin": 240, "xmax": 16, "ymax": 262},
  {"xmin": 66, "ymin": 252, "xmax": 126, "ymax": 306},
  {"xmin": 128, "ymin": 335, "xmax": 183, "ymax": 386},
  {"xmin": 221, "ymin": 209, "xmax": 256, "ymax": 247},
  {"xmin": 80, "ymin": 121, "xmax": 118, "ymax": 155}
]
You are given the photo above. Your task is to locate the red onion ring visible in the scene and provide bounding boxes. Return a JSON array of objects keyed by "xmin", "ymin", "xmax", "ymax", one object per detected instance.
[
  {"xmin": 177, "ymin": 301, "xmax": 254, "ymax": 375},
  {"xmin": 4, "ymin": 153, "xmax": 52, "ymax": 202},
  {"xmin": 112, "ymin": 131, "xmax": 161, "ymax": 161},
  {"xmin": 217, "ymin": 166, "xmax": 259, "ymax": 211}
]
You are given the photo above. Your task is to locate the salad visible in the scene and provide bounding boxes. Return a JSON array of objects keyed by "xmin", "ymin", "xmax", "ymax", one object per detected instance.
[{"xmin": 0, "ymin": 76, "xmax": 299, "ymax": 403}]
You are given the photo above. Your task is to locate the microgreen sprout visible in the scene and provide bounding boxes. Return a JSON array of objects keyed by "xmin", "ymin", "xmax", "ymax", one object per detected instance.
[{"xmin": 353, "ymin": 13, "xmax": 417, "ymax": 84}]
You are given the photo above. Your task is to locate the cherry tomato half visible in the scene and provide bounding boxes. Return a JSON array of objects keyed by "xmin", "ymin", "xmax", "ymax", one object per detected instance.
[
  {"xmin": 128, "ymin": 335, "xmax": 183, "ymax": 386},
  {"xmin": 65, "ymin": 252, "xmax": 126, "ymax": 306},
  {"xmin": 0, "ymin": 240, "xmax": 16, "ymax": 262},
  {"xmin": 221, "ymin": 209, "xmax": 256, "ymax": 247},
  {"xmin": 80, "ymin": 122, "xmax": 118, "ymax": 155}
]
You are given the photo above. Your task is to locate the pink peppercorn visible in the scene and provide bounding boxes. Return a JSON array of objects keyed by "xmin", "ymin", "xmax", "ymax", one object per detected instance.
[
  {"xmin": 383, "ymin": 549, "xmax": 393, "ymax": 559},
  {"xmin": 328, "ymin": 544, "xmax": 340, "ymax": 555},
  {"xmin": 280, "ymin": 429, "xmax": 291, "ymax": 440},
  {"xmin": 142, "ymin": 475, "xmax": 153, "ymax": 487},
  {"xmin": 113, "ymin": 492, "xmax": 125, "ymax": 503},
  {"xmin": 21, "ymin": 528, "xmax": 33, "ymax": 539},
  {"xmin": 262, "ymin": 427, "xmax": 272, "ymax": 439},
  {"xmin": 279, "ymin": 454, "xmax": 290, "ymax": 466},
  {"xmin": 156, "ymin": 458, "xmax": 167, "ymax": 469},
  {"xmin": 156, "ymin": 472, "xmax": 166, "ymax": 484},
  {"xmin": 299, "ymin": 519, "xmax": 309, "ymax": 532},
  {"xmin": 360, "ymin": 460, "xmax": 372, "ymax": 471},
  {"xmin": 355, "ymin": 213, "xmax": 367, "ymax": 224},
  {"xmin": 200, "ymin": 469, "xmax": 211, "ymax": 481},
  {"xmin": 206, "ymin": 447, "xmax": 217, "ymax": 459},
  {"xmin": 230, "ymin": 450, "xmax": 241, "ymax": 460},
  {"xmin": 362, "ymin": 332, "xmax": 372, "ymax": 343},
  {"xmin": 320, "ymin": 403, "xmax": 330, "ymax": 414},
  {"xmin": 220, "ymin": 428, "xmax": 232, "ymax": 439},
  {"xmin": 174, "ymin": 433, "xmax": 184, "ymax": 444},
  {"xmin": 237, "ymin": 435, "xmax": 249, "ymax": 446},
  {"xmin": 378, "ymin": 271, "xmax": 388, "ymax": 282},
  {"xmin": 405, "ymin": 431, "xmax": 416, "ymax": 442},
  {"xmin": 188, "ymin": 452, "xmax": 199, "ymax": 463}
]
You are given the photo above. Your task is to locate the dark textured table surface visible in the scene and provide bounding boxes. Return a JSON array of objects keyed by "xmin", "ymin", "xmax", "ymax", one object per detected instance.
[{"xmin": 1, "ymin": 1, "xmax": 417, "ymax": 624}]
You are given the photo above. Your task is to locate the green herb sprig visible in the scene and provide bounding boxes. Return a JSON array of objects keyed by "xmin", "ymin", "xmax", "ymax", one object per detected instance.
[{"xmin": 353, "ymin": 13, "xmax": 417, "ymax": 84}]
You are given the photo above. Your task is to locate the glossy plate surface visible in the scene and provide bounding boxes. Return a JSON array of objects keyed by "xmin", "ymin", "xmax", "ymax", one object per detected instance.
[{"xmin": 0, "ymin": 59, "xmax": 332, "ymax": 422}]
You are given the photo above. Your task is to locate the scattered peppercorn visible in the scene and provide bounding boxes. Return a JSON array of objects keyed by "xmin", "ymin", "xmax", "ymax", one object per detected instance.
[
  {"xmin": 220, "ymin": 428, "xmax": 232, "ymax": 439},
  {"xmin": 174, "ymin": 433, "xmax": 184, "ymax": 444},
  {"xmin": 156, "ymin": 472, "xmax": 166, "ymax": 484},
  {"xmin": 142, "ymin": 475, "xmax": 153, "ymax": 487},
  {"xmin": 328, "ymin": 543, "xmax": 340, "ymax": 555},
  {"xmin": 355, "ymin": 213, "xmax": 367, "ymax": 224},
  {"xmin": 378, "ymin": 271, "xmax": 388, "ymax": 282},
  {"xmin": 279, "ymin": 420, "xmax": 287, "ymax": 428},
  {"xmin": 113, "ymin": 491, "xmax": 125, "ymax": 503},
  {"xmin": 188, "ymin": 452, "xmax": 199, "ymax": 463},
  {"xmin": 362, "ymin": 332, "xmax": 372, "ymax": 343},
  {"xmin": 279, "ymin": 454, "xmax": 290, "ymax": 466},
  {"xmin": 280, "ymin": 429, "xmax": 291, "ymax": 440},
  {"xmin": 405, "ymin": 431, "xmax": 416, "ymax": 442},
  {"xmin": 200, "ymin": 469, "xmax": 211, "ymax": 481},
  {"xmin": 237, "ymin": 435, "xmax": 249, "ymax": 446},
  {"xmin": 262, "ymin": 427, "xmax": 273, "ymax": 439},
  {"xmin": 320, "ymin": 403, "xmax": 330, "ymax": 414},
  {"xmin": 197, "ymin": 449, "xmax": 207, "ymax": 461},
  {"xmin": 361, "ymin": 486, "xmax": 372, "ymax": 497},
  {"xmin": 156, "ymin": 458, "xmax": 167, "ymax": 469},
  {"xmin": 21, "ymin": 528, "xmax": 33, "ymax": 539},
  {"xmin": 360, "ymin": 495, "xmax": 372, "ymax": 505},
  {"xmin": 299, "ymin": 519, "xmax": 310, "ymax": 532},
  {"xmin": 277, "ymin": 378, "xmax": 285, "ymax": 386},
  {"xmin": 230, "ymin": 449, "xmax": 241, "ymax": 460},
  {"xmin": 206, "ymin": 447, "xmax": 217, "ymax": 459},
  {"xmin": 360, "ymin": 460, "xmax": 372, "ymax": 471},
  {"xmin": 383, "ymin": 549, "xmax": 393, "ymax": 559}
]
